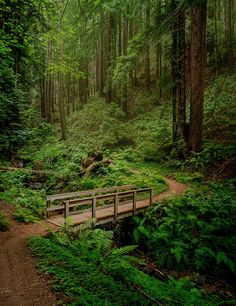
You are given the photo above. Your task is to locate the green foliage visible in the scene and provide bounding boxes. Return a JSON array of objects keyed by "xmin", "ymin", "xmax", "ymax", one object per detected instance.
[
  {"xmin": 0, "ymin": 171, "xmax": 46, "ymax": 223},
  {"xmin": 28, "ymin": 228, "xmax": 222, "ymax": 305},
  {"xmin": 0, "ymin": 212, "xmax": 10, "ymax": 231},
  {"xmin": 68, "ymin": 97, "xmax": 131, "ymax": 151},
  {"xmin": 204, "ymin": 74, "xmax": 236, "ymax": 142},
  {"xmin": 131, "ymin": 105, "xmax": 172, "ymax": 162},
  {"xmin": 0, "ymin": 0, "xmax": 47, "ymax": 156},
  {"xmin": 174, "ymin": 172, "xmax": 204, "ymax": 184},
  {"xmin": 133, "ymin": 182, "xmax": 236, "ymax": 275},
  {"xmin": 172, "ymin": 142, "xmax": 236, "ymax": 172}
]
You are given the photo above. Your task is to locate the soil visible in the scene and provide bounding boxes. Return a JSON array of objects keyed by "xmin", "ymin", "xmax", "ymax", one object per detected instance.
[
  {"xmin": 0, "ymin": 178, "xmax": 187, "ymax": 306},
  {"xmin": 0, "ymin": 201, "xmax": 57, "ymax": 306}
]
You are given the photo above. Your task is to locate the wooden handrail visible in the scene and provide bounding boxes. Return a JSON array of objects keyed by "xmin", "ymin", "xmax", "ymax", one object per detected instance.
[
  {"xmin": 136, "ymin": 188, "xmax": 152, "ymax": 193},
  {"xmin": 46, "ymin": 185, "xmax": 135, "ymax": 202},
  {"xmin": 53, "ymin": 187, "xmax": 153, "ymax": 226}
]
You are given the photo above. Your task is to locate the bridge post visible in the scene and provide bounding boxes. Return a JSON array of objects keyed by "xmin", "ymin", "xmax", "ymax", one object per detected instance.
[
  {"xmin": 133, "ymin": 191, "xmax": 137, "ymax": 215},
  {"xmin": 92, "ymin": 197, "xmax": 96, "ymax": 226},
  {"xmin": 150, "ymin": 189, "xmax": 153, "ymax": 205},
  {"xmin": 64, "ymin": 201, "xmax": 70, "ymax": 219},
  {"xmin": 114, "ymin": 194, "xmax": 118, "ymax": 220}
]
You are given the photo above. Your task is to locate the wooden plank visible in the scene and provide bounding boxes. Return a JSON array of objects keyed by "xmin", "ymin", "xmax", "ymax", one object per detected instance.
[
  {"xmin": 47, "ymin": 191, "xmax": 135, "ymax": 214},
  {"xmin": 136, "ymin": 188, "xmax": 152, "ymax": 193},
  {"xmin": 67, "ymin": 193, "xmax": 133, "ymax": 206},
  {"xmin": 46, "ymin": 185, "xmax": 135, "ymax": 203},
  {"xmin": 47, "ymin": 204, "xmax": 64, "ymax": 212}
]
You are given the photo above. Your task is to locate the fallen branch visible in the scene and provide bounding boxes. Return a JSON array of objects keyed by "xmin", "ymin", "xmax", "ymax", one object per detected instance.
[{"xmin": 0, "ymin": 166, "xmax": 54, "ymax": 175}]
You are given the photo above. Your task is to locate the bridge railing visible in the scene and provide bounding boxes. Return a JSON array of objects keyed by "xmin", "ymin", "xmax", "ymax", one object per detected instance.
[
  {"xmin": 63, "ymin": 188, "xmax": 153, "ymax": 225},
  {"xmin": 46, "ymin": 185, "xmax": 135, "ymax": 217}
]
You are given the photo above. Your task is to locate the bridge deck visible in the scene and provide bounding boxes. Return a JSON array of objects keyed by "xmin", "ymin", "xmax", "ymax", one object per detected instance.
[{"xmin": 47, "ymin": 197, "xmax": 152, "ymax": 227}]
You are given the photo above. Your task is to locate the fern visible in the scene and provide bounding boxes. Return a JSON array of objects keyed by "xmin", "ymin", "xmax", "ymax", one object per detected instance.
[
  {"xmin": 216, "ymin": 252, "xmax": 236, "ymax": 273},
  {"xmin": 132, "ymin": 182, "xmax": 236, "ymax": 275},
  {"xmin": 28, "ymin": 231, "xmax": 226, "ymax": 305}
]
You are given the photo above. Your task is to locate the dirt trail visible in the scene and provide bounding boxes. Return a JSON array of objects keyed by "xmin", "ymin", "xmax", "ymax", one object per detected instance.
[
  {"xmin": 0, "ymin": 202, "xmax": 57, "ymax": 306},
  {"xmin": 0, "ymin": 178, "xmax": 187, "ymax": 306},
  {"xmin": 153, "ymin": 178, "xmax": 188, "ymax": 202}
]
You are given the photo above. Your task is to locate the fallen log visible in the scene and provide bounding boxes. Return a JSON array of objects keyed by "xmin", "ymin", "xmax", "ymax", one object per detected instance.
[{"xmin": 0, "ymin": 166, "xmax": 54, "ymax": 175}]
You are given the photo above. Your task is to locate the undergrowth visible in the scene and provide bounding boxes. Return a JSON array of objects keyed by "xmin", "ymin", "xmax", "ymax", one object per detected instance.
[
  {"xmin": 28, "ymin": 228, "xmax": 224, "ymax": 305},
  {"xmin": 133, "ymin": 181, "xmax": 236, "ymax": 277}
]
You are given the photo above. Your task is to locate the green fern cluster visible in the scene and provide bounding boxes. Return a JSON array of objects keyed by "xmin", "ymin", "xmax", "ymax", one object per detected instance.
[
  {"xmin": 133, "ymin": 182, "xmax": 236, "ymax": 275},
  {"xmin": 0, "ymin": 171, "xmax": 46, "ymax": 222},
  {"xmin": 28, "ymin": 228, "xmax": 221, "ymax": 305}
]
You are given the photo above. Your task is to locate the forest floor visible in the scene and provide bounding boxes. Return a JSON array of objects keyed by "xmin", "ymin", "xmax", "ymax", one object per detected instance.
[
  {"xmin": 0, "ymin": 201, "xmax": 57, "ymax": 306},
  {"xmin": 0, "ymin": 178, "xmax": 187, "ymax": 306}
]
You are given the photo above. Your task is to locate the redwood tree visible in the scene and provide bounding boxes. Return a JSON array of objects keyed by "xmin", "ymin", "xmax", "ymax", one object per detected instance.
[{"xmin": 188, "ymin": 0, "xmax": 207, "ymax": 152}]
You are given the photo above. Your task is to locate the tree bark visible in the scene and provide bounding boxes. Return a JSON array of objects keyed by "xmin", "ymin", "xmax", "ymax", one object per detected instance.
[
  {"xmin": 188, "ymin": 2, "xmax": 207, "ymax": 152},
  {"xmin": 172, "ymin": 1, "xmax": 186, "ymax": 146},
  {"xmin": 225, "ymin": 0, "xmax": 234, "ymax": 67},
  {"xmin": 58, "ymin": 71, "xmax": 66, "ymax": 140},
  {"xmin": 145, "ymin": 1, "xmax": 151, "ymax": 90}
]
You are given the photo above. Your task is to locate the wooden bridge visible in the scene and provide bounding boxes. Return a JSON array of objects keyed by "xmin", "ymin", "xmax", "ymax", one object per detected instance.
[
  {"xmin": 46, "ymin": 185, "xmax": 153, "ymax": 227},
  {"xmin": 46, "ymin": 179, "xmax": 187, "ymax": 227}
]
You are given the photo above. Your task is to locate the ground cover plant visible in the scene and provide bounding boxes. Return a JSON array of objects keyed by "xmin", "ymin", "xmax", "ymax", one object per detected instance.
[
  {"xmin": 133, "ymin": 181, "xmax": 236, "ymax": 278},
  {"xmin": 28, "ymin": 228, "xmax": 225, "ymax": 305}
]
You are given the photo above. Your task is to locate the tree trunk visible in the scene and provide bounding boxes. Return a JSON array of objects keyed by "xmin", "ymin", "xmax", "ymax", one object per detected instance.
[
  {"xmin": 145, "ymin": 2, "xmax": 151, "ymax": 90},
  {"xmin": 97, "ymin": 10, "xmax": 105, "ymax": 97},
  {"xmin": 105, "ymin": 12, "xmax": 116, "ymax": 103},
  {"xmin": 122, "ymin": 16, "xmax": 129, "ymax": 114},
  {"xmin": 172, "ymin": 1, "xmax": 186, "ymax": 146},
  {"xmin": 58, "ymin": 71, "xmax": 66, "ymax": 140},
  {"xmin": 188, "ymin": 2, "xmax": 207, "ymax": 152},
  {"xmin": 177, "ymin": 8, "xmax": 186, "ymax": 143},
  {"xmin": 225, "ymin": 0, "xmax": 234, "ymax": 67}
]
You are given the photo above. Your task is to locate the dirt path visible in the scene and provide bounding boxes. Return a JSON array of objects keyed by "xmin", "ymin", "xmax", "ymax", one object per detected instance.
[
  {"xmin": 0, "ymin": 178, "xmax": 187, "ymax": 306},
  {"xmin": 0, "ymin": 202, "xmax": 57, "ymax": 306},
  {"xmin": 154, "ymin": 178, "xmax": 188, "ymax": 201}
]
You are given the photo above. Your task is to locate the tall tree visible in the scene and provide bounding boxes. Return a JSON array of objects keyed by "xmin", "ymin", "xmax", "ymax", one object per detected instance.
[
  {"xmin": 172, "ymin": 0, "xmax": 186, "ymax": 151},
  {"xmin": 225, "ymin": 0, "xmax": 234, "ymax": 67},
  {"xmin": 188, "ymin": 0, "xmax": 207, "ymax": 152},
  {"xmin": 145, "ymin": 0, "xmax": 151, "ymax": 90}
]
